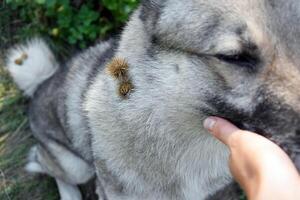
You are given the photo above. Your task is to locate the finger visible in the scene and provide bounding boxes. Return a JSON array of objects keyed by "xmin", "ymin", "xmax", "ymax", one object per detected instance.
[{"xmin": 203, "ymin": 117, "xmax": 242, "ymax": 146}]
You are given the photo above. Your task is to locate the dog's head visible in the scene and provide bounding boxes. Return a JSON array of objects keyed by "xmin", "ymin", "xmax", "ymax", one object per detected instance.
[{"xmin": 131, "ymin": 0, "xmax": 300, "ymax": 169}]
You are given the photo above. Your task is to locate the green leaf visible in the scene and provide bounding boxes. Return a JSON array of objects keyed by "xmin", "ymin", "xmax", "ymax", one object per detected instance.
[{"xmin": 35, "ymin": 0, "xmax": 46, "ymax": 5}]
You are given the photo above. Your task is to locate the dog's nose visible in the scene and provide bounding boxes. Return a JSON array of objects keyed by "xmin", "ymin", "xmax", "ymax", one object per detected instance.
[{"xmin": 296, "ymin": 129, "xmax": 300, "ymax": 136}]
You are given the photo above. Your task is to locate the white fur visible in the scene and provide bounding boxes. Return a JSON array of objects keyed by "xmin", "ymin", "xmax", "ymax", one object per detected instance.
[
  {"xmin": 6, "ymin": 38, "xmax": 59, "ymax": 96},
  {"xmin": 25, "ymin": 145, "xmax": 45, "ymax": 173},
  {"xmin": 47, "ymin": 141, "xmax": 94, "ymax": 184},
  {"xmin": 25, "ymin": 162, "xmax": 44, "ymax": 173},
  {"xmin": 56, "ymin": 179, "xmax": 82, "ymax": 200},
  {"xmin": 65, "ymin": 41, "xmax": 111, "ymax": 161}
]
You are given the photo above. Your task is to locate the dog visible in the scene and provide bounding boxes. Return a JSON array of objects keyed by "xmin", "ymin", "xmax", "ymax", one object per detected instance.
[{"xmin": 5, "ymin": 0, "xmax": 300, "ymax": 199}]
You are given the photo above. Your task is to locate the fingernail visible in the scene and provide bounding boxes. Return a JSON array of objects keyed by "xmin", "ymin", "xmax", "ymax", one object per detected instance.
[{"xmin": 204, "ymin": 117, "xmax": 217, "ymax": 131}]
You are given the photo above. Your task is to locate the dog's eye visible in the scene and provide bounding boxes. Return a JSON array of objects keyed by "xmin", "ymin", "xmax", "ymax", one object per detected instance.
[{"xmin": 215, "ymin": 52, "xmax": 259, "ymax": 68}]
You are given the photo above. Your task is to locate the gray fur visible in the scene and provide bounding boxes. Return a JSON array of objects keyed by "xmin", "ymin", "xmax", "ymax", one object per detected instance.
[{"xmin": 6, "ymin": 0, "xmax": 300, "ymax": 199}]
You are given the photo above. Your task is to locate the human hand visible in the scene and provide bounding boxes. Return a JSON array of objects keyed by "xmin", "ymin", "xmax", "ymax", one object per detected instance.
[{"xmin": 203, "ymin": 117, "xmax": 300, "ymax": 200}]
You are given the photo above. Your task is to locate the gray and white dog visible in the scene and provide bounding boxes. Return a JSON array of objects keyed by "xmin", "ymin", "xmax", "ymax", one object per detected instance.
[{"xmin": 5, "ymin": 0, "xmax": 300, "ymax": 199}]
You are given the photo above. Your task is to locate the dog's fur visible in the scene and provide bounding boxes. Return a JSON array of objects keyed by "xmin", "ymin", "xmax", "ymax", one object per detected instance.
[{"xmin": 5, "ymin": 0, "xmax": 300, "ymax": 199}]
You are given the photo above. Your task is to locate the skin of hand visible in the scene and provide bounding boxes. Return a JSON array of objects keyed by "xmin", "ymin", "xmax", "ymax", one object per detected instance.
[{"xmin": 203, "ymin": 117, "xmax": 300, "ymax": 200}]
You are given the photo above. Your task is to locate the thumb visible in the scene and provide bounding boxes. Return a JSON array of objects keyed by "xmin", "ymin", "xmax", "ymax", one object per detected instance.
[{"xmin": 203, "ymin": 117, "xmax": 242, "ymax": 147}]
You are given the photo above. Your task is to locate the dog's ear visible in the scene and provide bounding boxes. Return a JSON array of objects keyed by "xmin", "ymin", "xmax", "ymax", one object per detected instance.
[
  {"xmin": 140, "ymin": 0, "xmax": 164, "ymax": 31},
  {"xmin": 141, "ymin": 0, "xmax": 161, "ymax": 9}
]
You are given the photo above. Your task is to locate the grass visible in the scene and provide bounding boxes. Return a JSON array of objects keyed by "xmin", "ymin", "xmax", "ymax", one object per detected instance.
[{"xmin": 0, "ymin": 59, "xmax": 59, "ymax": 200}]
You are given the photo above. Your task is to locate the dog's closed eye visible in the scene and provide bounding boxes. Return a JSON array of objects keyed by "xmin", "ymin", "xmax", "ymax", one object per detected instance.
[{"xmin": 215, "ymin": 51, "xmax": 260, "ymax": 70}]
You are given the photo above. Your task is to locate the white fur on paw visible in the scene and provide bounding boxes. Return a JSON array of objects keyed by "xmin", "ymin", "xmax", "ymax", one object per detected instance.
[
  {"xmin": 56, "ymin": 179, "xmax": 82, "ymax": 200},
  {"xmin": 27, "ymin": 145, "xmax": 38, "ymax": 161},
  {"xmin": 25, "ymin": 161, "xmax": 44, "ymax": 173}
]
